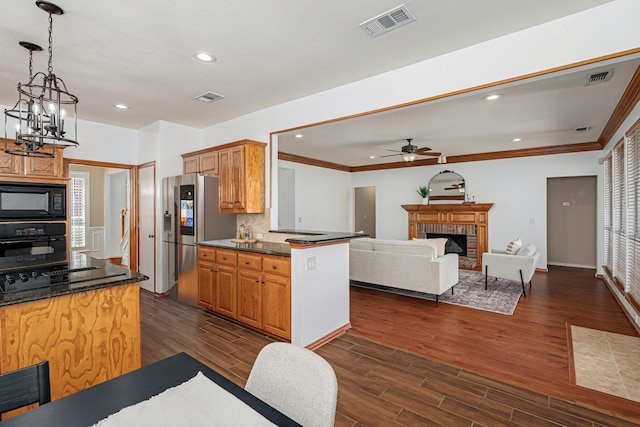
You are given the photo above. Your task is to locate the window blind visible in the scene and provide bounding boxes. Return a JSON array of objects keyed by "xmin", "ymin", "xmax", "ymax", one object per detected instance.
[
  {"xmin": 626, "ymin": 120, "xmax": 640, "ymax": 309},
  {"xmin": 612, "ymin": 141, "xmax": 626, "ymax": 289},
  {"xmin": 603, "ymin": 153, "xmax": 613, "ymax": 274},
  {"xmin": 70, "ymin": 174, "xmax": 87, "ymax": 249}
]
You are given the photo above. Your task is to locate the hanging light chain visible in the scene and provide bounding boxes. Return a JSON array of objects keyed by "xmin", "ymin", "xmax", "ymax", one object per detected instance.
[{"xmin": 47, "ymin": 12, "xmax": 54, "ymax": 75}]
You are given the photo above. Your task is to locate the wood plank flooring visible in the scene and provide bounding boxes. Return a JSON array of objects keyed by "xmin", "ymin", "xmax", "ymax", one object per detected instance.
[{"xmin": 141, "ymin": 266, "xmax": 640, "ymax": 426}]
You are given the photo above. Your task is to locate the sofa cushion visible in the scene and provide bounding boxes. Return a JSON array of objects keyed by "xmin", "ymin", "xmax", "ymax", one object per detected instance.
[
  {"xmin": 427, "ymin": 238, "xmax": 447, "ymax": 257},
  {"xmin": 516, "ymin": 243, "xmax": 536, "ymax": 257},
  {"xmin": 374, "ymin": 240, "xmax": 436, "ymax": 257},
  {"xmin": 350, "ymin": 238, "xmax": 374, "ymax": 250},
  {"xmin": 414, "ymin": 237, "xmax": 447, "ymax": 257},
  {"xmin": 505, "ymin": 238, "xmax": 522, "ymax": 255}
]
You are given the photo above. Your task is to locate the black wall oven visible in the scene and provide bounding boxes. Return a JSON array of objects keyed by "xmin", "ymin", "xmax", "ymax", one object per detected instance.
[
  {"xmin": 0, "ymin": 222, "xmax": 66, "ymax": 258},
  {"xmin": 0, "ymin": 182, "xmax": 66, "ymax": 221}
]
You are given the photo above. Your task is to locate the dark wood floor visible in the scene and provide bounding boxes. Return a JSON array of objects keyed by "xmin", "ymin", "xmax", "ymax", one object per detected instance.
[{"xmin": 141, "ymin": 266, "xmax": 640, "ymax": 426}]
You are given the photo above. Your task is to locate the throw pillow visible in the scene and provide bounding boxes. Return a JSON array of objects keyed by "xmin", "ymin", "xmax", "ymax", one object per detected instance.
[
  {"xmin": 516, "ymin": 243, "xmax": 536, "ymax": 257},
  {"xmin": 426, "ymin": 238, "xmax": 447, "ymax": 257},
  {"xmin": 505, "ymin": 238, "xmax": 522, "ymax": 255}
]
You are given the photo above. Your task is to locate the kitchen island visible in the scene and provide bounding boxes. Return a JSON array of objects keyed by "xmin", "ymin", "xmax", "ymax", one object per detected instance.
[
  {"xmin": 0, "ymin": 252, "xmax": 147, "ymax": 418},
  {"xmin": 199, "ymin": 231, "xmax": 365, "ymax": 348}
]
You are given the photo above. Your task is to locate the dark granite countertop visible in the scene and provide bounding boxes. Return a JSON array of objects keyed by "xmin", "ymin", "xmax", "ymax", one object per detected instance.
[
  {"xmin": 274, "ymin": 230, "xmax": 369, "ymax": 245},
  {"xmin": 0, "ymin": 252, "xmax": 148, "ymax": 307},
  {"xmin": 199, "ymin": 231, "xmax": 369, "ymax": 254},
  {"xmin": 199, "ymin": 239, "xmax": 292, "ymax": 256}
]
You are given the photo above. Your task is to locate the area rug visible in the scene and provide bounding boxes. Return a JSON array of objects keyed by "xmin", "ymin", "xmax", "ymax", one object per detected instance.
[
  {"xmin": 350, "ymin": 269, "xmax": 523, "ymax": 315},
  {"xmin": 568, "ymin": 325, "xmax": 640, "ymax": 403}
]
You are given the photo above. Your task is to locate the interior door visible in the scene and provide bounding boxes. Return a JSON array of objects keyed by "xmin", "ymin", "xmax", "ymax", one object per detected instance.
[
  {"xmin": 138, "ymin": 163, "xmax": 156, "ymax": 292},
  {"xmin": 355, "ymin": 186, "xmax": 376, "ymax": 237},
  {"xmin": 547, "ymin": 176, "xmax": 596, "ymax": 268}
]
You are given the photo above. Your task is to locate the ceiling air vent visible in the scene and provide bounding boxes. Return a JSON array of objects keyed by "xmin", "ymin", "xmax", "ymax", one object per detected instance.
[
  {"xmin": 194, "ymin": 92, "xmax": 224, "ymax": 103},
  {"xmin": 575, "ymin": 126, "xmax": 591, "ymax": 132},
  {"xmin": 360, "ymin": 5, "xmax": 416, "ymax": 37},
  {"xmin": 586, "ymin": 70, "xmax": 613, "ymax": 86}
]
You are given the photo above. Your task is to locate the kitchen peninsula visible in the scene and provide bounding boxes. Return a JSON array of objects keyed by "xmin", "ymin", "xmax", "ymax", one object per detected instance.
[
  {"xmin": 0, "ymin": 252, "xmax": 147, "ymax": 417},
  {"xmin": 199, "ymin": 231, "xmax": 364, "ymax": 348}
]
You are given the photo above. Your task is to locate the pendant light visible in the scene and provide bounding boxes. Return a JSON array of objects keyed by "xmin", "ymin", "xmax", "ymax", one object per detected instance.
[{"xmin": 3, "ymin": 1, "xmax": 78, "ymax": 157}]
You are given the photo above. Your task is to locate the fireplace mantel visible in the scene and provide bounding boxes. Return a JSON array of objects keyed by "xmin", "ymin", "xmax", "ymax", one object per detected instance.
[{"xmin": 402, "ymin": 203, "xmax": 494, "ymax": 270}]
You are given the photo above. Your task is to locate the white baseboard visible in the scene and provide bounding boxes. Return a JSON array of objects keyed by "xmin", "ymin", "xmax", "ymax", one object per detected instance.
[{"xmin": 547, "ymin": 261, "xmax": 596, "ymax": 269}]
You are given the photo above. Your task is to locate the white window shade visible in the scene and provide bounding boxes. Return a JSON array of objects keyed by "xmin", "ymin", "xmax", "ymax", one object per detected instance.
[
  {"xmin": 70, "ymin": 172, "xmax": 90, "ymax": 249},
  {"xmin": 603, "ymin": 153, "xmax": 613, "ymax": 273},
  {"xmin": 626, "ymin": 121, "xmax": 640, "ymax": 310},
  {"xmin": 612, "ymin": 141, "xmax": 626, "ymax": 289}
]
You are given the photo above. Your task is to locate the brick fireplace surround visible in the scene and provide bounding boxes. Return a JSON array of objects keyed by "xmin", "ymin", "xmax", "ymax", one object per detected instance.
[{"xmin": 402, "ymin": 203, "xmax": 494, "ymax": 270}]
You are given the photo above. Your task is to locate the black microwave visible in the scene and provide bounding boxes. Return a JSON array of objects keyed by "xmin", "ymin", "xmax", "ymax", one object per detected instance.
[{"xmin": 0, "ymin": 182, "xmax": 66, "ymax": 221}]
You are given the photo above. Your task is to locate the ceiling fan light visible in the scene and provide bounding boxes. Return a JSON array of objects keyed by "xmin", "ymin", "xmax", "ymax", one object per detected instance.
[{"xmin": 402, "ymin": 152, "xmax": 416, "ymax": 162}]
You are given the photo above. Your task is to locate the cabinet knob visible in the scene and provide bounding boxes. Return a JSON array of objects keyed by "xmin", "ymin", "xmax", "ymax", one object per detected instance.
[
  {"xmin": 261, "ymin": 280, "xmax": 265, "ymax": 284},
  {"xmin": 271, "ymin": 265, "xmax": 277, "ymax": 270},
  {"xmin": 245, "ymin": 260, "xmax": 250, "ymax": 265},
  {"xmin": 223, "ymin": 256, "xmax": 227, "ymax": 260},
  {"xmin": 255, "ymin": 279, "xmax": 260, "ymax": 283}
]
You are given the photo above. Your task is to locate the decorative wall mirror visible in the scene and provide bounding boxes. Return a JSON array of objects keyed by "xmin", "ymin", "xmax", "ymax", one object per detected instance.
[{"xmin": 428, "ymin": 170, "xmax": 465, "ymax": 203}]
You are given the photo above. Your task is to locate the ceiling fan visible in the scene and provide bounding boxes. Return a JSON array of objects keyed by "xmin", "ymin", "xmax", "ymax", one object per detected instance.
[
  {"xmin": 445, "ymin": 183, "xmax": 465, "ymax": 191},
  {"xmin": 380, "ymin": 139, "xmax": 441, "ymax": 162}
]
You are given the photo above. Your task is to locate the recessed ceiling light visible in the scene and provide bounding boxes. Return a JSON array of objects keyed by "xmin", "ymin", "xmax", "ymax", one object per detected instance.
[
  {"xmin": 294, "ymin": 134, "xmax": 303, "ymax": 138},
  {"xmin": 194, "ymin": 52, "xmax": 216, "ymax": 62},
  {"xmin": 369, "ymin": 156, "xmax": 376, "ymax": 159},
  {"xmin": 512, "ymin": 137, "xmax": 521, "ymax": 142},
  {"xmin": 484, "ymin": 94, "xmax": 502, "ymax": 101},
  {"xmin": 114, "ymin": 104, "xmax": 128, "ymax": 109}
]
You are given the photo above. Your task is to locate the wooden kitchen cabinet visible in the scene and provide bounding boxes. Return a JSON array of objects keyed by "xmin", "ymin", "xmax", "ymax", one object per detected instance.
[
  {"xmin": 182, "ymin": 139, "xmax": 265, "ymax": 213},
  {"xmin": 197, "ymin": 246, "xmax": 291, "ymax": 340},
  {"xmin": 197, "ymin": 247, "xmax": 216, "ymax": 310},
  {"xmin": 237, "ymin": 253, "xmax": 291, "ymax": 340},
  {"xmin": 182, "ymin": 150, "xmax": 219, "ymax": 175},
  {"xmin": 218, "ymin": 140, "xmax": 265, "ymax": 213},
  {"xmin": 214, "ymin": 249, "xmax": 238, "ymax": 318},
  {"xmin": 0, "ymin": 140, "xmax": 64, "ymax": 178},
  {"xmin": 261, "ymin": 256, "xmax": 291, "ymax": 339}
]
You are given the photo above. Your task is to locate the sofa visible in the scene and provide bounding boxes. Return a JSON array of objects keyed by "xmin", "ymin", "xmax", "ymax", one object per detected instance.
[{"xmin": 349, "ymin": 238, "xmax": 459, "ymax": 305}]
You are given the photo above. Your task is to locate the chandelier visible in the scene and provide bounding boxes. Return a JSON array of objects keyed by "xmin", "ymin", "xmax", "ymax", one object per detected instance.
[{"xmin": 4, "ymin": 1, "xmax": 78, "ymax": 158}]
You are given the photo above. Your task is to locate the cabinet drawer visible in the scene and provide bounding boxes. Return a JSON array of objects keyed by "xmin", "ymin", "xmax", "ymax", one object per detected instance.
[
  {"xmin": 262, "ymin": 255, "xmax": 290, "ymax": 276},
  {"xmin": 198, "ymin": 246, "xmax": 215, "ymax": 261},
  {"xmin": 238, "ymin": 253, "xmax": 262, "ymax": 271},
  {"xmin": 216, "ymin": 249, "xmax": 237, "ymax": 265}
]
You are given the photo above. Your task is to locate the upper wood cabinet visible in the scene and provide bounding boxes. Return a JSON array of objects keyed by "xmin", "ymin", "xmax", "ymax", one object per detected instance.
[
  {"xmin": 182, "ymin": 150, "xmax": 219, "ymax": 175},
  {"xmin": 182, "ymin": 140, "xmax": 265, "ymax": 213},
  {"xmin": 0, "ymin": 140, "xmax": 64, "ymax": 178},
  {"xmin": 218, "ymin": 140, "xmax": 265, "ymax": 213}
]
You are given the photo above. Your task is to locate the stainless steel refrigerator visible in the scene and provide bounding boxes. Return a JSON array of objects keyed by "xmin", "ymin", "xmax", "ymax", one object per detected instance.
[{"xmin": 162, "ymin": 174, "xmax": 237, "ymax": 307}]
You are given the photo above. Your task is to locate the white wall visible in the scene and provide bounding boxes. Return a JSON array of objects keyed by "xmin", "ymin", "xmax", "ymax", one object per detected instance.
[
  {"xmin": 278, "ymin": 160, "xmax": 351, "ymax": 231},
  {"xmin": 351, "ymin": 151, "xmax": 602, "ymax": 271}
]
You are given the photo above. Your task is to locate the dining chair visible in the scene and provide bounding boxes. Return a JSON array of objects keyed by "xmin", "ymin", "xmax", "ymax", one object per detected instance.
[
  {"xmin": 0, "ymin": 361, "xmax": 51, "ymax": 415},
  {"xmin": 245, "ymin": 342, "xmax": 338, "ymax": 427}
]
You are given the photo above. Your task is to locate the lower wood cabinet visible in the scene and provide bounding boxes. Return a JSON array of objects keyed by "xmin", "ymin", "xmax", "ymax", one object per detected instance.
[
  {"xmin": 0, "ymin": 282, "xmax": 141, "ymax": 418},
  {"xmin": 198, "ymin": 246, "xmax": 291, "ymax": 340}
]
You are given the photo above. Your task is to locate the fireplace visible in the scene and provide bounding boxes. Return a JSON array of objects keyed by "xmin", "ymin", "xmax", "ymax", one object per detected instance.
[
  {"xmin": 402, "ymin": 203, "xmax": 493, "ymax": 270},
  {"xmin": 427, "ymin": 233, "xmax": 467, "ymax": 257}
]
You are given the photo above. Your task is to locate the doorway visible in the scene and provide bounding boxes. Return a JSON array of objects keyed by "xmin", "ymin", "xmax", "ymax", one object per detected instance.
[
  {"xmin": 546, "ymin": 176, "xmax": 596, "ymax": 269},
  {"xmin": 68, "ymin": 164, "xmax": 130, "ymax": 265},
  {"xmin": 355, "ymin": 186, "xmax": 376, "ymax": 237},
  {"xmin": 278, "ymin": 167, "xmax": 295, "ymax": 229}
]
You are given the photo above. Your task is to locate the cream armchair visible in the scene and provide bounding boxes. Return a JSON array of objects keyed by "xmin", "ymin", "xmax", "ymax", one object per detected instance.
[{"xmin": 481, "ymin": 243, "xmax": 540, "ymax": 297}]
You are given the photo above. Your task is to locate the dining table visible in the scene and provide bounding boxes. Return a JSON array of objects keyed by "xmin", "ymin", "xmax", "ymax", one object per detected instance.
[{"xmin": 1, "ymin": 352, "xmax": 301, "ymax": 426}]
